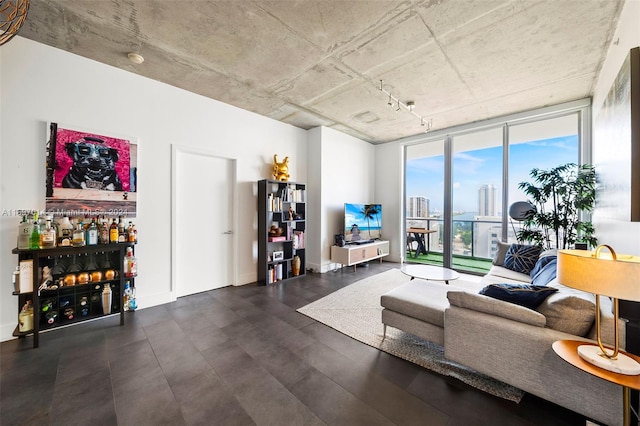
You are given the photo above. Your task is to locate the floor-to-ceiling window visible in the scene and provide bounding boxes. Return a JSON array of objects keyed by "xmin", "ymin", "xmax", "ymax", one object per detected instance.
[
  {"xmin": 405, "ymin": 139, "xmax": 445, "ymax": 261},
  {"xmin": 404, "ymin": 100, "xmax": 588, "ymax": 274},
  {"xmin": 451, "ymin": 127, "xmax": 503, "ymax": 271},
  {"xmin": 507, "ymin": 114, "xmax": 580, "ymax": 245}
]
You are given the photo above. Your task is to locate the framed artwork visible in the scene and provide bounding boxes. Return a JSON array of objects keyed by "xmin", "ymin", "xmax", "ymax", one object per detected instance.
[
  {"xmin": 45, "ymin": 123, "xmax": 137, "ymax": 217},
  {"xmin": 594, "ymin": 47, "xmax": 640, "ymax": 222}
]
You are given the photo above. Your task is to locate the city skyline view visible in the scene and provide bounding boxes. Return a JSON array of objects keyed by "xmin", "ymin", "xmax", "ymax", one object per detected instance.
[{"xmin": 406, "ymin": 135, "xmax": 579, "ymax": 214}]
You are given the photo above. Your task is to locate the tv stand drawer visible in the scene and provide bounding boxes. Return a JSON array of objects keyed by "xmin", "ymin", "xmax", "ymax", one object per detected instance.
[{"xmin": 331, "ymin": 240, "xmax": 389, "ymax": 269}]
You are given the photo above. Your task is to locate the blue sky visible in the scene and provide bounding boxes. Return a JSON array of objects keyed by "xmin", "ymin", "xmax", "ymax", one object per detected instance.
[{"xmin": 406, "ymin": 135, "xmax": 579, "ymax": 213}]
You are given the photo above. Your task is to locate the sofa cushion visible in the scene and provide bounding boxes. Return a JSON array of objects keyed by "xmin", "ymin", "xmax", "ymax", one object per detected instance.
[
  {"xmin": 504, "ymin": 244, "xmax": 542, "ymax": 274},
  {"xmin": 447, "ymin": 291, "xmax": 546, "ymax": 327},
  {"xmin": 479, "ymin": 283, "xmax": 558, "ymax": 309},
  {"xmin": 492, "ymin": 241, "xmax": 511, "ymax": 266},
  {"xmin": 536, "ymin": 279, "xmax": 596, "ymax": 336},
  {"xmin": 530, "ymin": 257, "xmax": 557, "ymax": 286},
  {"xmin": 380, "ymin": 280, "xmax": 451, "ymax": 327},
  {"xmin": 484, "ymin": 265, "xmax": 532, "ymax": 283}
]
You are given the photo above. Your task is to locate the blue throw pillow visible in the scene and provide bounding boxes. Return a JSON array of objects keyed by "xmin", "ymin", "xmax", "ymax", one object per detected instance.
[
  {"xmin": 503, "ymin": 244, "xmax": 542, "ymax": 275},
  {"xmin": 531, "ymin": 258, "xmax": 557, "ymax": 287},
  {"xmin": 480, "ymin": 283, "xmax": 558, "ymax": 309},
  {"xmin": 529, "ymin": 255, "xmax": 557, "ymax": 278}
]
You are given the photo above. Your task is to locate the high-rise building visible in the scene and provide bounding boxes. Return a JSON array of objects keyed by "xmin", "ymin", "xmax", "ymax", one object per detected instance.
[
  {"xmin": 478, "ymin": 184, "xmax": 497, "ymax": 217},
  {"xmin": 407, "ymin": 196, "xmax": 429, "ymax": 218}
]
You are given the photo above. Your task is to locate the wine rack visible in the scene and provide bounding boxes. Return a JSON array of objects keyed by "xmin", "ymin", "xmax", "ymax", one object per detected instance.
[{"xmin": 11, "ymin": 243, "xmax": 136, "ymax": 348}]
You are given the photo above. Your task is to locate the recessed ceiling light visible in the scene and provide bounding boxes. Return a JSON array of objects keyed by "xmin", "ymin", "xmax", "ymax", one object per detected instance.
[{"xmin": 127, "ymin": 53, "xmax": 144, "ymax": 64}]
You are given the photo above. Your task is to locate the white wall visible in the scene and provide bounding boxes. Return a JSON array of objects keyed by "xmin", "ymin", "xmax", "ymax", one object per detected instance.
[
  {"xmin": 375, "ymin": 141, "xmax": 404, "ymax": 263},
  {"xmin": 0, "ymin": 37, "xmax": 310, "ymax": 341},
  {"xmin": 306, "ymin": 126, "xmax": 375, "ymax": 273},
  {"xmin": 591, "ymin": 0, "xmax": 640, "ymax": 255}
]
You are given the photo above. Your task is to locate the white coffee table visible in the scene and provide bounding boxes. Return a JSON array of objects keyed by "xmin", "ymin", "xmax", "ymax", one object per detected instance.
[{"xmin": 400, "ymin": 264, "xmax": 460, "ymax": 284}]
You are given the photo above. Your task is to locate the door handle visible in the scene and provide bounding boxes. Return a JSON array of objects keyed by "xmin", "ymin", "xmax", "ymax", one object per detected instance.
[{"xmin": 222, "ymin": 230, "xmax": 233, "ymax": 235}]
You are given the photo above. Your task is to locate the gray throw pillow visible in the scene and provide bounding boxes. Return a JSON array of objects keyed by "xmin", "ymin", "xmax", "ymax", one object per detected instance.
[
  {"xmin": 536, "ymin": 281, "xmax": 596, "ymax": 336},
  {"xmin": 492, "ymin": 241, "xmax": 511, "ymax": 266}
]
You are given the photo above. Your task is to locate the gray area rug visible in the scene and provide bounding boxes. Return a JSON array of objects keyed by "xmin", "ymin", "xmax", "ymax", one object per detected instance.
[{"xmin": 297, "ymin": 268, "xmax": 525, "ymax": 403}]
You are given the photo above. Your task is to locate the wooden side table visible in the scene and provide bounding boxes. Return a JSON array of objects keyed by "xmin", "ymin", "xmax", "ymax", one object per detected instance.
[{"xmin": 553, "ymin": 340, "xmax": 640, "ymax": 426}]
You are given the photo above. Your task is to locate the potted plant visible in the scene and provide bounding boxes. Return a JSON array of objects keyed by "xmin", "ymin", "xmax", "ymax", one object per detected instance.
[{"xmin": 517, "ymin": 163, "xmax": 597, "ymax": 250}]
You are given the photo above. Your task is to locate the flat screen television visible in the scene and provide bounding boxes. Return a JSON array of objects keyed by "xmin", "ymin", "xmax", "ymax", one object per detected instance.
[{"xmin": 344, "ymin": 203, "xmax": 382, "ymax": 244}]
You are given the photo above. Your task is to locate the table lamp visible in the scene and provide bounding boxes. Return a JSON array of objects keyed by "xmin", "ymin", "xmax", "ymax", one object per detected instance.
[{"xmin": 557, "ymin": 245, "xmax": 640, "ymax": 375}]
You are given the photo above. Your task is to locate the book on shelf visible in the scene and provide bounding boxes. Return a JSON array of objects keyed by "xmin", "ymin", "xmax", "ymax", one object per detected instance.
[
  {"xmin": 267, "ymin": 263, "xmax": 284, "ymax": 284},
  {"xmin": 269, "ymin": 236, "xmax": 286, "ymax": 242},
  {"xmin": 267, "ymin": 193, "xmax": 283, "ymax": 212},
  {"xmin": 280, "ymin": 184, "xmax": 306, "ymax": 203},
  {"xmin": 292, "ymin": 231, "xmax": 305, "ymax": 249}
]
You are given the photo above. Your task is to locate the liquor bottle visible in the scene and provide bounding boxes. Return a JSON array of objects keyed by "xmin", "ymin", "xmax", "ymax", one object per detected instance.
[
  {"xmin": 63, "ymin": 307, "xmax": 74, "ymax": 320},
  {"xmin": 45, "ymin": 310, "xmax": 58, "ymax": 324},
  {"xmin": 29, "ymin": 212, "xmax": 41, "ymax": 250},
  {"xmin": 99, "ymin": 216, "xmax": 109, "ymax": 244},
  {"xmin": 123, "ymin": 281, "xmax": 132, "ymax": 311},
  {"xmin": 40, "ymin": 215, "xmax": 57, "ymax": 249},
  {"xmin": 41, "ymin": 298, "xmax": 54, "ymax": 313},
  {"xmin": 17, "ymin": 215, "xmax": 31, "ymax": 250},
  {"xmin": 124, "ymin": 247, "xmax": 137, "ymax": 277},
  {"xmin": 128, "ymin": 286, "xmax": 137, "ymax": 311},
  {"xmin": 58, "ymin": 216, "xmax": 74, "ymax": 247},
  {"xmin": 86, "ymin": 218, "xmax": 98, "ymax": 245},
  {"xmin": 117, "ymin": 216, "xmax": 126, "ymax": 242},
  {"xmin": 72, "ymin": 223, "xmax": 86, "ymax": 247},
  {"xmin": 109, "ymin": 218, "xmax": 118, "ymax": 243},
  {"xmin": 127, "ymin": 222, "xmax": 135, "ymax": 242}
]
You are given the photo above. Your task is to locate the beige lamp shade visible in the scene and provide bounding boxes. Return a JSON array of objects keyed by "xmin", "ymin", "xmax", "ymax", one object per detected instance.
[{"xmin": 557, "ymin": 249, "xmax": 640, "ymax": 302}]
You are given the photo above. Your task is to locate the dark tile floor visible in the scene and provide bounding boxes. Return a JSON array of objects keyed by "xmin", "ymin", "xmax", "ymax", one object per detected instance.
[{"xmin": 1, "ymin": 262, "xmax": 587, "ymax": 425}]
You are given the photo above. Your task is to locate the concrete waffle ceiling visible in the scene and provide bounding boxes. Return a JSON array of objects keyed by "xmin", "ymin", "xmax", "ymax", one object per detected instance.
[{"xmin": 17, "ymin": 0, "xmax": 623, "ymax": 144}]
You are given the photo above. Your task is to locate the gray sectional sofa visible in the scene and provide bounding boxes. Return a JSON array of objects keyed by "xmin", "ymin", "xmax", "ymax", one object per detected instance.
[{"xmin": 381, "ymin": 254, "xmax": 625, "ymax": 426}]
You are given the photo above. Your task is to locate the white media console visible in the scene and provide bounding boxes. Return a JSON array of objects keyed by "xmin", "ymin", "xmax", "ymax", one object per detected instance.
[{"xmin": 330, "ymin": 240, "xmax": 389, "ymax": 271}]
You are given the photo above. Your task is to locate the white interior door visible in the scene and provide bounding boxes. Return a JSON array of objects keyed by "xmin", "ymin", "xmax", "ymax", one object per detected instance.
[{"xmin": 173, "ymin": 147, "xmax": 235, "ymax": 297}]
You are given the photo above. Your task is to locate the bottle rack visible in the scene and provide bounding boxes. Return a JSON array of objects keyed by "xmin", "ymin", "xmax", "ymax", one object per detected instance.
[
  {"xmin": 11, "ymin": 243, "xmax": 136, "ymax": 348},
  {"xmin": 258, "ymin": 179, "xmax": 306, "ymax": 285}
]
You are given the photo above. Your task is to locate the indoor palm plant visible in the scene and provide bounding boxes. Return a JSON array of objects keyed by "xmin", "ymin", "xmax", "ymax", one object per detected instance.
[{"xmin": 517, "ymin": 163, "xmax": 597, "ymax": 250}]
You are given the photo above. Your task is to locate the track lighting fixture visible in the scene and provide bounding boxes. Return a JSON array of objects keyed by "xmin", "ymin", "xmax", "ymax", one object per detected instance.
[{"xmin": 379, "ymin": 80, "xmax": 433, "ymax": 132}]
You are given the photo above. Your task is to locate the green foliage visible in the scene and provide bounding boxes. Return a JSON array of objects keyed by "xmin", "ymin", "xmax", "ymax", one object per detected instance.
[{"xmin": 517, "ymin": 163, "xmax": 597, "ymax": 250}]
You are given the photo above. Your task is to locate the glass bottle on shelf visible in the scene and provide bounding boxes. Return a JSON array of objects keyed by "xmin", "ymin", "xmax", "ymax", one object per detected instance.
[
  {"xmin": 109, "ymin": 218, "xmax": 118, "ymax": 243},
  {"xmin": 72, "ymin": 223, "xmax": 86, "ymax": 247},
  {"xmin": 17, "ymin": 215, "xmax": 31, "ymax": 250},
  {"xmin": 86, "ymin": 218, "xmax": 98, "ymax": 245},
  {"xmin": 40, "ymin": 215, "xmax": 57, "ymax": 249},
  {"xmin": 128, "ymin": 286, "xmax": 137, "ymax": 311},
  {"xmin": 29, "ymin": 212, "xmax": 41, "ymax": 250},
  {"xmin": 117, "ymin": 216, "xmax": 126, "ymax": 242},
  {"xmin": 127, "ymin": 222, "xmax": 137, "ymax": 243},
  {"xmin": 123, "ymin": 281, "xmax": 132, "ymax": 311},
  {"xmin": 58, "ymin": 216, "xmax": 74, "ymax": 247},
  {"xmin": 99, "ymin": 216, "xmax": 109, "ymax": 244},
  {"xmin": 124, "ymin": 247, "xmax": 137, "ymax": 277}
]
